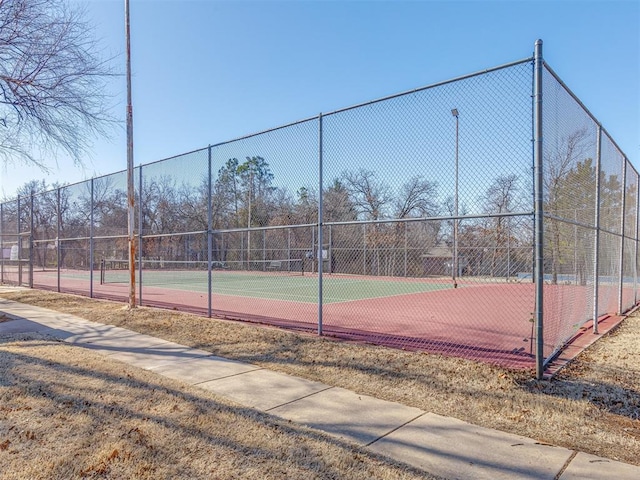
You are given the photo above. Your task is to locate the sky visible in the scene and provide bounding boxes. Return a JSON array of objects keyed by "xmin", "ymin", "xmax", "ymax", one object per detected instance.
[{"xmin": 0, "ymin": 0, "xmax": 638, "ymax": 199}]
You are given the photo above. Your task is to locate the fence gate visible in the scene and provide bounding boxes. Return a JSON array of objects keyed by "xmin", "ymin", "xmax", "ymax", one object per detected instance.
[{"xmin": 0, "ymin": 233, "xmax": 31, "ymax": 287}]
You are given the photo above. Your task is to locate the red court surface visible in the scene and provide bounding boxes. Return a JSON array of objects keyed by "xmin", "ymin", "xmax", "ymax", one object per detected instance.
[{"xmin": 27, "ymin": 268, "xmax": 636, "ymax": 371}]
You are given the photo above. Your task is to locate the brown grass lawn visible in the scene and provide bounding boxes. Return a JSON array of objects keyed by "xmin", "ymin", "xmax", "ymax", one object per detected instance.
[{"xmin": 1, "ymin": 288, "xmax": 639, "ymax": 478}]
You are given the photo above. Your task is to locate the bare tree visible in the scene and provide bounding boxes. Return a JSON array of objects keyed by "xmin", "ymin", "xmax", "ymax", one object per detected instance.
[
  {"xmin": 14, "ymin": 180, "xmax": 55, "ymax": 269},
  {"xmin": 340, "ymin": 171, "xmax": 442, "ymax": 276},
  {"xmin": 482, "ymin": 174, "xmax": 521, "ymax": 276},
  {"xmin": 544, "ymin": 128, "xmax": 593, "ymax": 283},
  {"xmin": 0, "ymin": 0, "xmax": 116, "ymax": 168},
  {"xmin": 390, "ymin": 176, "xmax": 440, "ymax": 276},
  {"xmin": 341, "ymin": 169, "xmax": 391, "ymax": 221},
  {"xmin": 394, "ymin": 176, "xmax": 438, "ymax": 219}
]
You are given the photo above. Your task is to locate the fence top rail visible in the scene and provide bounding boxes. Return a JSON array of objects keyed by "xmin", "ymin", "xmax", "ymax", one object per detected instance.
[
  {"xmin": 142, "ymin": 230, "xmax": 206, "ymax": 239},
  {"xmin": 31, "ymin": 234, "xmax": 128, "ymax": 242},
  {"xmin": 543, "ymin": 213, "xmax": 598, "ymax": 232},
  {"xmin": 0, "ymin": 231, "xmax": 33, "ymax": 238},
  {"xmin": 213, "ymin": 223, "xmax": 317, "ymax": 235}
]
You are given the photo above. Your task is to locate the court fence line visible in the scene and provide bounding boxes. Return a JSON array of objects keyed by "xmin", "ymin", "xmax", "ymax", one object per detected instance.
[{"xmin": 0, "ymin": 40, "xmax": 637, "ymax": 378}]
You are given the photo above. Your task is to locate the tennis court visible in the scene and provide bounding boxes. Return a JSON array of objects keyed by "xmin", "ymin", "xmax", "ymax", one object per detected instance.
[
  {"xmin": 31, "ymin": 264, "xmax": 540, "ymax": 369},
  {"xmin": 29, "ymin": 257, "xmax": 632, "ymax": 371},
  {"xmin": 98, "ymin": 260, "xmax": 453, "ymax": 304}
]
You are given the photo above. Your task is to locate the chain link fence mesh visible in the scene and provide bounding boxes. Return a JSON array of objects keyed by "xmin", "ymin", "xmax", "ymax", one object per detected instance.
[
  {"xmin": 320, "ymin": 61, "xmax": 535, "ymax": 361},
  {"xmin": 207, "ymin": 118, "xmax": 319, "ymax": 326},
  {"xmin": 2, "ymin": 49, "xmax": 638, "ymax": 372}
]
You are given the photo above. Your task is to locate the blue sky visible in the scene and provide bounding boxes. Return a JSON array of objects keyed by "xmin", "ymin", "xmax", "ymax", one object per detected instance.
[{"xmin": 0, "ymin": 0, "xmax": 638, "ymax": 198}]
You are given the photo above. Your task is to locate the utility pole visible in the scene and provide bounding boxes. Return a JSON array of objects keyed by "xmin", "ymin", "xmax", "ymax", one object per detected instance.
[{"xmin": 125, "ymin": 0, "xmax": 136, "ymax": 308}]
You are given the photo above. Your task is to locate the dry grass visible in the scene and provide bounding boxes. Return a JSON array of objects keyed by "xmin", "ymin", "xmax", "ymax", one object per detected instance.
[
  {"xmin": 0, "ymin": 334, "xmax": 431, "ymax": 480},
  {"xmin": 1, "ymin": 288, "xmax": 639, "ymax": 474}
]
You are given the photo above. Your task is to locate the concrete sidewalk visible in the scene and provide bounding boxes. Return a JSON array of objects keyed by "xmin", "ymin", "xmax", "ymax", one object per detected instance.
[{"xmin": 0, "ymin": 296, "xmax": 638, "ymax": 480}]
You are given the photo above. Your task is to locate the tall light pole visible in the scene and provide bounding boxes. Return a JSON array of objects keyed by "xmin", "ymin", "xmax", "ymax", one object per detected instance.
[
  {"xmin": 451, "ymin": 108, "xmax": 459, "ymax": 288},
  {"xmin": 125, "ymin": 0, "xmax": 136, "ymax": 308}
]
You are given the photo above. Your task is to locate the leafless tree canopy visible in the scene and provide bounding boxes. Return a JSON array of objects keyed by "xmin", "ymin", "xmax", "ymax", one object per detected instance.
[{"xmin": 0, "ymin": 0, "xmax": 116, "ymax": 168}]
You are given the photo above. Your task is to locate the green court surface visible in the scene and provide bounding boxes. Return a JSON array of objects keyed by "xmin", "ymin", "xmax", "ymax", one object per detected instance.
[{"xmin": 97, "ymin": 269, "xmax": 451, "ymax": 304}]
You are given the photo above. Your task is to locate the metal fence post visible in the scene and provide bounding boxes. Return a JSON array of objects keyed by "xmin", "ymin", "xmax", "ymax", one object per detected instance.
[
  {"xmin": 318, "ymin": 113, "xmax": 324, "ymax": 335},
  {"xmin": 262, "ymin": 230, "xmax": 266, "ymax": 266},
  {"xmin": 17, "ymin": 197, "xmax": 22, "ymax": 286},
  {"xmin": 453, "ymin": 109, "xmax": 459, "ymax": 287},
  {"xmin": 593, "ymin": 125, "xmax": 602, "ymax": 333},
  {"xmin": 573, "ymin": 209, "xmax": 578, "ymax": 283},
  {"xmin": 56, "ymin": 187, "xmax": 61, "ymax": 293},
  {"xmin": 635, "ymin": 170, "xmax": 639, "ymax": 305},
  {"xmin": 208, "ymin": 145, "xmax": 213, "ymax": 318},
  {"xmin": 507, "ymin": 219, "xmax": 511, "ymax": 281},
  {"xmin": 618, "ymin": 158, "xmax": 627, "ymax": 314},
  {"xmin": 533, "ymin": 39, "xmax": 545, "ymax": 379},
  {"xmin": 138, "ymin": 165, "xmax": 143, "ymax": 306},
  {"xmin": 311, "ymin": 226, "xmax": 315, "ymax": 274},
  {"xmin": 90, "ymin": 178, "xmax": 94, "ymax": 298},
  {"xmin": 404, "ymin": 222, "xmax": 408, "ymax": 277},
  {"xmin": 328, "ymin": 225, "xmax": 333, "ymax": 274},
  {"xmin": 29, "ymin": 193, "xmax": 34, "ymax": 288},
  {"xmin": 363, "ymin": 223, "xmax": 366, "ymax": 275}
]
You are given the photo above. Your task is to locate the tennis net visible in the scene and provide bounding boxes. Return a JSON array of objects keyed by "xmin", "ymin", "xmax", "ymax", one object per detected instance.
[{"xmin": 100, "ymin": 258, "xmax": 304, "ymax": 286}]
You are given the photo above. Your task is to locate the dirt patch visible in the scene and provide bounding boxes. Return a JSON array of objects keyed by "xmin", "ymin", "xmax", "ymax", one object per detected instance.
[{"xmin": 1, "ymin": 289, "xmax": 639, "ymax": 469}]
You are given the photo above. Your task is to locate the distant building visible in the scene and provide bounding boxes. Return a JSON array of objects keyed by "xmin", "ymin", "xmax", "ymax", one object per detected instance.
[{"xmin": 421, "ymin": 244, "xmax": 468, "ymax": 276}]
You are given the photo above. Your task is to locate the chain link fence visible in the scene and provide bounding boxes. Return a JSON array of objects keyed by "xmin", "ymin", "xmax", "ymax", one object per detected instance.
[{"xmin": 1, "ymin": 42, "xmax": 637, "ymax": 374}]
